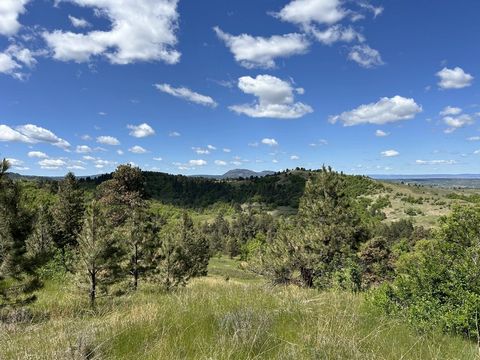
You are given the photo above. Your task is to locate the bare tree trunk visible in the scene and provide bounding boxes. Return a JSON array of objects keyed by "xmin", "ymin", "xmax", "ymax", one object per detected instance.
[
  {"xmin": 300, "ymin": 266, "xmax": 314, "ymax": 288},
  {"xmin": 133, "ymin": 244, "xmax": 139, "ymax": 291},
  {"xmin": 90, "ymin": 270, "xmax": 96, "ymax": 309}
]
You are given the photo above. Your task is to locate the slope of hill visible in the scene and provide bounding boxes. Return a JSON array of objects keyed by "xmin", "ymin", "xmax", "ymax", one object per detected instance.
[{"xmin": 1, "ymin": 257, "xmax": 475, "ymax": 359}]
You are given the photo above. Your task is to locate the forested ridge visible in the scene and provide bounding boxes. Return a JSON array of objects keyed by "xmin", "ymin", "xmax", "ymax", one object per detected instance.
[{"xmin": 74, "ymin": 168, "xmax": 381, "ymax": 208}]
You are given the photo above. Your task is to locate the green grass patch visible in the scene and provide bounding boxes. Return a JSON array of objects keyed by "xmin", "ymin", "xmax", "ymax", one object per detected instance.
[{"xmin": 0, "ymin": 257, "xmax": 477, "ymax": 359}]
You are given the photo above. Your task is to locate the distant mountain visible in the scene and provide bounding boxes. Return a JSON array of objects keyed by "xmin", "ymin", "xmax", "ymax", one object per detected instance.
[
  {"xmin": 192, "ymin": 169, "xmax": 276, "ymax": 180},
  {"xmin": 221, "ymin": 169, "xmax": 275, "ymax": 179}
]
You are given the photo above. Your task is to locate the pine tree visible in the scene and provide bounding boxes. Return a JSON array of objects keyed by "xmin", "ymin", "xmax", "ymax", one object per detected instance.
[
  {"xmin": 124, "ymin": 209, "xmax": 156, "ymax": 290},
  {"xmin": 52, "ymin": 172, "xmax": 85, "ymax": 269},
  {"xmin": 295, "ymin": 166, "xmax": 365, "ymax": 288},
  {"xmin": 97, "ymin": 164, "xmax": 145, "ymax": 226},
  {"xmin": 26, "ymin": 205, "xmax": 55, "ymax": 261},
  {"xmin": 77, "ymin": 201, "xmax": 123, "ymax": 308},
  {"xmin": 0, "ymin": 158, "xmax": 39, "ymax": 307},
  {"xmin": 260, "ymin": 167, "xmax": 365, "ymax": 289},
  {"xmin": 180, "ymin": 212, "xmax": 210, "ymax": 278},
  {"xmin": 151, "ymin": 214, "xmax": 210, "ymax": 291}
]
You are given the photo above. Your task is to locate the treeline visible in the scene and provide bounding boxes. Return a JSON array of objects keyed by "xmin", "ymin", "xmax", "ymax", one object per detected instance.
[
  {"xmin": 1, "ymin": 162, "xmax": 210, "ymax": 309},
  {"xmin": 78, "ymin": 168, "xmax": 382, "ymax": 208}
]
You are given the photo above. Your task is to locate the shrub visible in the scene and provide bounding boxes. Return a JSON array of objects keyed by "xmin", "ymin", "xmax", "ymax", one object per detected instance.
[{"xmin": 372, "ymin": 205, "xmax": 480, "ymax": 338}]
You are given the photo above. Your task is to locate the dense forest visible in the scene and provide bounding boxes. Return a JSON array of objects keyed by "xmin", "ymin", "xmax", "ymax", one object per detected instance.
[
  {"xmin": 2, "ymin": 159, "xmax": 480, "ymax": 358},
  {"xmin": 75, "ymin": 167, "xmax": 381, "ymax": 208}
]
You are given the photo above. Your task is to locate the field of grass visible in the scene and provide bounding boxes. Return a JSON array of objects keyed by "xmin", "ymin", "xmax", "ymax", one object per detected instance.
[
  {"xmin": 366, "ymin": 182, "xmax": 480, "ymax": 228},
  {"xmin": 1, "ymin": 257, "xmax": 477, "ymax": 359}
]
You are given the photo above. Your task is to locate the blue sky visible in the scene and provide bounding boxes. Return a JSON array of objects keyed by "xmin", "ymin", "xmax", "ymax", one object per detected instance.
[{"xmin": 1, "ymin": 0, "xmax": 479, "ymax": 176}]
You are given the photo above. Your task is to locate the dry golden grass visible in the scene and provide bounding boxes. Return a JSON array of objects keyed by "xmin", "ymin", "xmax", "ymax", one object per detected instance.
[{"xmin": 0, "ymin": 258, "xmax": 477, "ymax": 359}]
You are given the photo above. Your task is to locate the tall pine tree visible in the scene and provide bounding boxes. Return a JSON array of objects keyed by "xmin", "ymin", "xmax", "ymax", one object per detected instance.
[
  {"xmin": 76, "ymin": 201, "xmax": 123, "ymax": 308},
  {"xmin": 0, "ymin": 158, "xmax": 39, "ymax": 307},
  {"xmin": 52, "ymin": 172, "xmax": 85, "ymax": 269}
]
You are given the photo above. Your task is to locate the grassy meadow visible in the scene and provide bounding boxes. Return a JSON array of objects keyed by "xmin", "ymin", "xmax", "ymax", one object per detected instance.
[{"xmin": 1, "ymin": 257, "xmax": 477, "ymax": 360}]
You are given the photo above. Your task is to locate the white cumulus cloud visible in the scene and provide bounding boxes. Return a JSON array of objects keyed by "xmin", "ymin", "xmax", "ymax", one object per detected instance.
[
  {"xmin": 0, "ymin": 124, "xmax": 71, "ymax": 148},
  {"xmin": 96, "ymin": 135, "xmax": 120, "ymax": 145},
  {"xmin": 129, "ymin": 145, "xmax": 147, "ymax": 154},
  {"xmin": 275, "ymin": 0, "xmax": 347, "ymax": 26},
  {"xmin": 439, "ymin": 106, "xmax": 462, "ymax": 116},
  {"xmin": 127, "ymin": 123, "xmax": 155, "ymax": 138},
  {"xmin": 214, "ymin": 27, "xmax": 309, "ymax": 69},
  {"xmin": 189, "ymin": 159, "xmax": 207, "ymax": 166},
  {"xmin": 28, "ymin": 151, "xmax": 48, "ymax": 158},
  {"xmin": 381, "ymin": 149, "xmax": 399, "ymax": 157},
  {"xmin": 43, "ymin": 0, "xmax": 181, "ymax": 65},
  {"xmin": 311, "ymin": 25, "xmax": 364, "ymax": 45},
  {"xmin": 375, "ymin": 129, "xmax": 389, "ymax": 137},
  {"xmin": 76, "ymin": 145, "xmax": 92, "ymax": 153},
  {"xmin": 0, "ymin": 0, "xmax": 30, "ymax": 36},
  {"xmin": 436, "ymin": 67, "xmax": 474, "ymax": 89},
  {"xmin": 443, "ymin": 114, "xmax": 474, "ymax": 133},
  {"xmin": 261, "ymin": 138, "xmax": 278, "ymax": 146},
  {"xmin": 229, "ymin": 75, "xmax": 313, "ymax": 119},
  {"xmin": 0, "ymin": 45, "xmax": 38, "ymax": 80},
  {"xmin": 39, "ymin": 158, "xmax": 67, "ymax": 170},
  {"xmin": 329, "ymin": 96, "xmax": 422, "ymax": 126}
]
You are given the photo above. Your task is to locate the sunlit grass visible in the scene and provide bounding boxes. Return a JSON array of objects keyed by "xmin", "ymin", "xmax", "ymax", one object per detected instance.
[{"xmin": 0, "ymin": 257, "xmax": 477, "ymax": 359}]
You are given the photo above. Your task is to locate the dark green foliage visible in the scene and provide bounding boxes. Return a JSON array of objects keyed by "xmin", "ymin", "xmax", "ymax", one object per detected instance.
[
  {"xmin": 52, "ymin": 172, "xmax": 85, "ymax": 268},
  {"xmin": 372, "ymin": 205, "xmax": 480, "ymax": 338},
  {"xmin": 359, "ymin": 237, "xmax": 393, "ymax": 287},
  {"xmin": 0, "ymin": 158, "xmax": 40, "ymax": 308},
  {"xmin": 122, "ymin": 209, "xmax": 158, "ymax": 290},
  {"xmin": 76, "ymin": 201, "xmax": 124, "ymax": 308},
  {"xmin": 260, "ymin": 167, "xmax": 368, "ymax": 290},
  {"xmin": 81, "ymin": 169, "xmax": 382, "ymax": 209},
  {"xmin": 26, "ymin": 205, "xmax": 55, "ymax": 261},
  {"xmin": 150, "ymin": 213, "xmax": 210, "ymax": 291},
  {"xmin": 179, "ymin": 213, "xmax": 210, "ymax": 278},
  {"xmin": 97, "ymin": 164, "xmax": 145, "ymax": 226},
  {"xmin": 200, "ymin": 209, "xmax": 277, "ymax": 259}
]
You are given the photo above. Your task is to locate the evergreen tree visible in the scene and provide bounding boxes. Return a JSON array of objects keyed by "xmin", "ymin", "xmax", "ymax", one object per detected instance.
[
  {"xmin": 52, "ymin": 172, "xmax": 85, "ymax": 269},
  {"xmin": 124, "ymin": 209, "xmax": 157, "ymax": 290},
  {"xmin": 296, "ymin": 166, "xmax": 365, "ymax": 288},
  {"xmin": 151, "ymin": 214, "xmax": 209, "ymax": 291},
  {"xmin": 97, "ymin": 164, "xmax": 145, "ymax": 226},
  {"xmin": 77, "ymin": 201, "xmax": 123, "ymax": 308},
  {"xmin": 180, "ymin": 212, "xmax": 210, "ymax": 278},
  {"xmin": 26, "ymin": 204, "xmax": 55, "ymax": 261},
  {"xmin": 0, "ymin": 158, "xmax": 39, "ymax": 307},
  {"xmin": 261, "ymin": 167, "xmax": 366, "ymax": 289}
]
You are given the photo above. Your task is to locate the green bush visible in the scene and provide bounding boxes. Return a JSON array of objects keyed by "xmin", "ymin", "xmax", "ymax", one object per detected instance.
[{"xmin": 372, "ymin": 205, "xmax": 480, "ymax": 339}]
